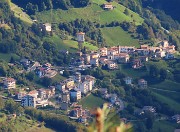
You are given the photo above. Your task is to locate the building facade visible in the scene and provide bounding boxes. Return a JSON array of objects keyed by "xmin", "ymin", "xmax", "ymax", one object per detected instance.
[{"xmin": 21, "ymin": 95, "xmax": 36, "ymax": 108}]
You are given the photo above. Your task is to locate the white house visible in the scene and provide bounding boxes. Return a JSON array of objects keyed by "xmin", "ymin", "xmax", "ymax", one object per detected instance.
[
  {"xmin": 85, "ymin": 79, "xmax": 93, "ymax": 91},
  {"xmin": 160, "ymin": 40, "xmax": 169, "ymax": 48},
  {"xmin": 84, "ymin": 75, "xmax": 96, "ymax": 86},
  {"xmin": 103, "ymin": 3, "xmax": 113, "ymax": 10},
  {"xmin": 21, "ymin": 94, "xmax": 36, "ymax": 108},
  {"xmin": 43, "ymin": 23, "xmax": 51, "ymax": 32},
  {"xmin": 3, "ymin": 78, "xmax": 16, "ymax": 89},
  {"xmin": 77, "ymin": 32, "xmax": 85, "ymax": 42},
  {"xmin": 118, "ymin": 46, "xmax": 135, "ymax": 53},
  {"xmin": 142, "ymin": 106, "xmax": 156, "ymax": 113},
  {"xmin": 124, "ymin": 77, "xmax": 132, "ymax": 85},
  {"xmin": 107, "ymin": 49, "xmax": 117, "ymax": 56},
  {"xmin": 156, "ymin": 51, "xmax": 166, "ymax": 58},
  {"xmin": 78, "ymin": 81, "xmax": 89, "ymax": 94}
]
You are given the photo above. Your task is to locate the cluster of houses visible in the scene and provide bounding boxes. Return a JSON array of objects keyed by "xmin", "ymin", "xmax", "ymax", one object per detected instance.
[
  {"xmin": 98, "ymin": 40, "xmax": 176, "ymax": 69},
  {"xmin": 75, "ymin": 32, "xmax": 176, "ymax": 70},
  {"xmin": 0, "ymin": 77, "xmax": 55, "ymax": 108},
  {"xmin": 20, "ymin": 86, "xmax": 55, "ymax": 108},
  {"xmin": 123, "ymin": 76, "xmax": 148, "ymax": 89},
  {"xmin": 134, "ymin": 107, "xmax": 180, "ymax": 124},
  {"xmin": 20, "ymin": 59, "xmax": 57, "ymax": 78},
  {"xmin": 69, "ymin": 104, "xmax": 91, "ymax": 124},
  {"xmin": 2, "ymin": 77, "xmax": 16, "ymax": 89},
  {"xmin": 35, "ymin": 63, "xmax": 57, "ymax": 78},
  {"xmin": 134, "ymin": 106, "xmax": 156, "ymax": 117},
  {"xmin": 56, "ymin": 72, "xmax": 95, "ymax": 110},
  {"xmin": 98, "ymin": 88, "xmax": 123, "ymax": 108}
]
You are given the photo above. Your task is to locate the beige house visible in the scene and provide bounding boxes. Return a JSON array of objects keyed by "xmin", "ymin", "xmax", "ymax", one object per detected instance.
[
  {"xmin": 116, "ymin": 53, "xmax": 130, "ymax": 63},
  {"xmin": 106, "ymin": 61, "xmax": 118, "ymax": 70},
  {"xmin": 3, "ymin": 78, "xmax": 16, "ymax": 89},
  {"xmin": 61, "ymin": 78, "xmax": 75, "ymax": 90},
  {"xmin": 77, "ymin": 32, "xmax": 85, "ymax": 42},
  {"xmin": 103, "ymin": 3, "xmax": 113, "ymax": 10},
  {"xmin": 99, "ymin": 47, "xmax": 108, "ymax": 56}
]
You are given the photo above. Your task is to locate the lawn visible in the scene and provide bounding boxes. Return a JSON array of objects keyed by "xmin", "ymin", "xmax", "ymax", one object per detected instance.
[
  {"xmin": 101, "ymin": 27, "xmax": 140, "ymax": 47},
  {"xmin": 0, "ymin": 113, "xmax": 6, "ymax": 123},
  {"xmin": 79, "ymin": 94, "xmax": 106, "ymax": 109},
  {"xmin": 10, "ymin": 2, "xmax": 33, "ymax": 24},
  {"xmin": 44, "ymin": 35, "xmax": 98, "ymax": 52},
  {"xmin": 26, "ymin": 126, "xmax": 55, "ymax": 132},
  {"xmin": 63, "ymin": 40, "xmax": 98, "ymax": 51},
  {"xmin": 152, "ymin": 89, "xmax": 180, "ymax": 103},
  {"xmin": 150, "ymin": 80, "xmax": 180, "ymax": 92},
  {"xmin": 0, "ymin": 53, "xmax": 20, "ymax": 62},
  {"xmin": 152, "ymin": 92, "xmax": 180, "ymax": 112},
  {"xmin": 119, "ymin": 64, "xmax": 148, "ymax": 78},
  {"xmin": 52, "ymin": 74, "xmax": 66, "ymax": 83},
  {"xmin": 151, "ymin": 120, "xmax": 177, "ymax": 132},
  {"xmin": 146, "ymin": 60, "xmax": 169, "ymax": 70},
  {"xmin": 34, "ymin": 0, "xmax": 143, "ymax": 25}
]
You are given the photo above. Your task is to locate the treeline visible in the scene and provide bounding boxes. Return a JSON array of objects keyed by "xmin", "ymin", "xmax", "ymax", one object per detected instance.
[
  {"xmin": 59, "ymin": 19, "xmax": 105, "ymax": 46},
  {"xmin": 0, "ymin": 97, "xmax": 83, "ymax": 132},
  {"xmin": 0, "ymin": 1, "xmax": 74, "ymax": 66},
  {"xmin": 0, "ymin": 97, "xmax": 24, "ymax": 132},
  {"xmin": 119, "ymin": 0, "xmax": 180, "ymax": 30},
  {"xmin": 12, "ymin": 0, "xmax": 90, "ymax": 15},
  {"xmin": 141, "ymin": 0, "xmax": 180, "ymax": 23},
  {"xmin": 24, "ymin": 107, "xmax": 85, "ymax": 132}
]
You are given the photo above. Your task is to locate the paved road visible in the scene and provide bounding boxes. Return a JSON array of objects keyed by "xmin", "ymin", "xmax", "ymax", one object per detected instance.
[{"xmin": 149, "ymin": 87, "xmax": 180, "ymax": 93}]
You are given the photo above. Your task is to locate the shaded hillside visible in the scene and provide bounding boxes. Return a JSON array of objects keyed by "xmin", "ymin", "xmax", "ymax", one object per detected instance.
[{"xmin": 141, "ymin": 0, "xmax": 180, "ymax": 22}]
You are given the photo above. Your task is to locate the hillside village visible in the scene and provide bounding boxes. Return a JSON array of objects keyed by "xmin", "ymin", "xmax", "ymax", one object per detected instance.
[
  {"xmin": 0, "ymin": 0, "xmax": 180, "ymax": 131},
  {"xmin": 0, "ymin": 31, "xmax": 179, "ymax": 126}
]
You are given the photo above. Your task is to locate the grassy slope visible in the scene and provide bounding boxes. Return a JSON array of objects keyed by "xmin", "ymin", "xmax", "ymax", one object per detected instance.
[
  {"xmin": 149, "ymin": 121, "xmax": 176, "ymax": 132},
  {"xmin": 79, "ymin": 94, "xmax": 106, "ymax": 109},
  {"xmin": 34, "ymin": 0, "xmax": 143, "ymax": 25},
  {"xmin": 101, "ymin": 27, "xmax": 139, "ymax": 47},
  {"xmin": 63, "ymin": 40, "xmax": 98, "ymax": 51},
  {"xmin": 0, "ymin": 53, "xmax": 20, "ymax": 62},
  {"xmin": 150, "ymin": 80, "xmax": 180, "ymax": 92},
  {"xmin": 0, "ymin": 115, "xmax": 54, "ymax": 132},
  {"xmin": 26, "ymin": 126, "xmax": 55, "ymax": 132},
  {"xmin": 9, "ymin": 2, "xmax": 33, "ymax": 24},
  {"xmin": 33, "ymin": 0, "xmax": 143, "ymax": 48},
  {"xmin": 150, "ymin": 80, "xmax": 180, "ymax": 112},
  {"xmin": 152, "ymin": 92, "xmax": 180, "ymax": 112},
  {"xmin": 43, "ymin": 35, "xmax": 98, "ymax": 52}
]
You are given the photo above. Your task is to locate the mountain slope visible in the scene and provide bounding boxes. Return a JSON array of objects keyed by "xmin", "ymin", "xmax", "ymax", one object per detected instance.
[
  {"xmin": 9, "ymin": 2, "xmax": 33, "ymax": 24},
  {"xmin": 34, "ymin": 0, "xmax": 143, "ymax": 25}
]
